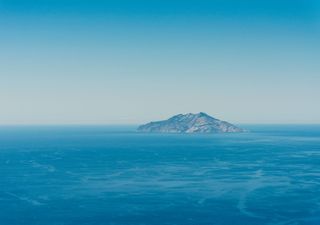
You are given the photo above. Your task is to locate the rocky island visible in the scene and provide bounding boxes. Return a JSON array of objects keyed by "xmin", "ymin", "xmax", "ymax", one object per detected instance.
[{"xmin": 137, "ymin": 112, "xmax": 244, "ymax": 133}]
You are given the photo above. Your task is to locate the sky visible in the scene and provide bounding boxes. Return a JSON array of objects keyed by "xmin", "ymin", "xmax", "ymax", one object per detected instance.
[{"xmin": 0, "ymin": 0, "xmax": 320, "ymax": 124}]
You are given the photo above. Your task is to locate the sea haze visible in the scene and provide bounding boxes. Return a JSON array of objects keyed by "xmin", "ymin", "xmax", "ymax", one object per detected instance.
[{"xmin": 0, "ymin": 125, "xmax": 320, "ymax": 225}]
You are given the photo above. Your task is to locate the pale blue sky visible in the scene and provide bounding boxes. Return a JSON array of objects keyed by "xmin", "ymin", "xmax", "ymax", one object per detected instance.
[{"xmin": 0, "ymin": 0, "xmax": 320, "ymax": 124}]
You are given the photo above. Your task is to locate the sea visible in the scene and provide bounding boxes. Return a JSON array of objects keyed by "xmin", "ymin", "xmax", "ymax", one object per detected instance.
[{"xmin": 0, "ymin": 125, "xmax": 320, "ymax": 225}]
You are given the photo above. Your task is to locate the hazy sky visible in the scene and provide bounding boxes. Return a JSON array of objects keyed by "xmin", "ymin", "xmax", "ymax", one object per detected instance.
[{"xmin": 1, "ymin": 0, "xmax": 320, "ymax": 124}]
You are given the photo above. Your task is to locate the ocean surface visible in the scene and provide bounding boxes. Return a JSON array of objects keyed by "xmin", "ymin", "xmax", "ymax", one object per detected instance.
[{"xmin": 0, "ymin": 125, "xmax": 320, "ymax": 225}]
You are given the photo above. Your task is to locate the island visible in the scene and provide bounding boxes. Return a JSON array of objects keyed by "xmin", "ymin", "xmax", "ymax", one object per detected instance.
[{"xmin": 137, "ymin": 112, "xmax": 245, "ymax": 133}]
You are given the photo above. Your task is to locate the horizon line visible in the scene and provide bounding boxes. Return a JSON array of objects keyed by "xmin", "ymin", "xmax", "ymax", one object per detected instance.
[{"xmin": 0, "ymin": 123, "xmax": 320, "ymax": 126}]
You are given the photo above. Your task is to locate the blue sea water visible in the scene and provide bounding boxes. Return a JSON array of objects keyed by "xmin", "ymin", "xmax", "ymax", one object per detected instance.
[{"xmin": 0, "ymin": 125, "xmax": 320, "ymax": 225}]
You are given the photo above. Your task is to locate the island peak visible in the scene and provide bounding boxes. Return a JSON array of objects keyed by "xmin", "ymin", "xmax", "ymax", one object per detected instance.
[{"xmin": 137, "ymin": 113, "xmax": 244, "ymax": 133}]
